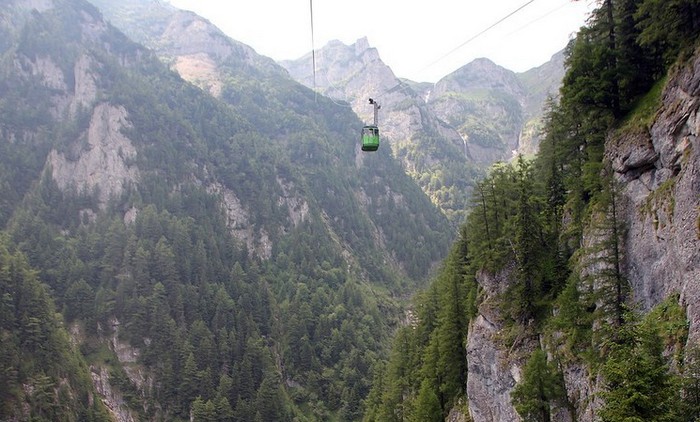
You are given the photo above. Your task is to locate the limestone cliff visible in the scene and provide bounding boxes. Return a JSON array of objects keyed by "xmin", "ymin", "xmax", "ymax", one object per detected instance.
[
  {"xmin": 48, "ymin": 103, "xmax": 139, "ymax": 207},
  {"xmin": 608, "ymin": 48, "xmax": 699, "ymax": 336},
  {"xmin": 463, "ymin": 46, "xmax": 700, "ymax": 422}
]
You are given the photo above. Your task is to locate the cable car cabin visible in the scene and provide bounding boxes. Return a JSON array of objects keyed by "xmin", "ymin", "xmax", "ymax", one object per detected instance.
[{"xmin": 361, "ymin": 125, "xmax": 379, "ymax": 151}]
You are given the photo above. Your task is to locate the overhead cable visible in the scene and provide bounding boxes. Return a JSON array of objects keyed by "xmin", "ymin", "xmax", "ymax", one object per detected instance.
[
  {"xmin": 309, "ymin": 0, "xmax": 317, "ymax": 93},
  {"xmin": 419, "ymin": 0, "xmax": 536, "ymax": 74}
]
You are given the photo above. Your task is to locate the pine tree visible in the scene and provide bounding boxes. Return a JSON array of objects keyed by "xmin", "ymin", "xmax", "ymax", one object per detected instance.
[
  {"xmin": 681, "ymin": 346, "xmax": 700, "ymax": 421},
  {"xmin": 599, "ymin": 316, "xmax": 681, "ymax": 422},
  {"xmin": 635, "ymin": 0, "xmax": 700, "ymax": 67},
  {"xmin": 376, "ymin": 328, "xmax": 416, "ymax": 422},
  {"xmin": 434, "ymin": 258, "xmax": 468, "ymax": 407},
  {"xmin": 63, "ymin": 279, "xmax": 95, "ymax": 322},
  {"xmin": 579, "ymin": 172, "xmax": 628, "ymax": 334},
  {"xmin": 507, "ymin": 156, "xmax": 545, "ymax": 323},
  {"xmin": 254, "ymin": 374, "xmax": 288, "ymax": 422},
  {"xmin": 511, "ymin": 349, "xmax": 567, "ymax": 422},
  {"xmin": 412, "ymin": 378, "xmax": 442, "ymax": 422}
]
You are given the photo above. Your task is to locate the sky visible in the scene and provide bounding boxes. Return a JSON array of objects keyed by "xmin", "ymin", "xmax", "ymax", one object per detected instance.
[{"xmin": 166, "ymin": 0, "xmax": 596, "ymax": 83}]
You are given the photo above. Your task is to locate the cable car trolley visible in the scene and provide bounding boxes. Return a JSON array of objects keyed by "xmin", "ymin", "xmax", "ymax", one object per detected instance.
[{"xmin": 361, "ymin": 98, "xmax": 381, "ymax": 152}]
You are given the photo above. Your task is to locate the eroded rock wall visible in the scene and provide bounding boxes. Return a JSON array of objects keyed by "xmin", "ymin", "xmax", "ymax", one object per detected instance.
[
  {"xmin": 608, "ymin": 49, "xmax": 700, "ymax": 340},
  {"xmin": 465, "ymin": 47, "xmax": 700, "ymax": 422}
]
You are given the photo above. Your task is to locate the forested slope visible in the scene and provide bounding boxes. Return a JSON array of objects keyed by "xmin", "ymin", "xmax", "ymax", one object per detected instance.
[
  {"xmin": 0, "ymin": 0, "xmax": 452, "ymax": 420},
  {"xmin": 364, "ymin": 1, "xmax": 700, "ymax": 421}
]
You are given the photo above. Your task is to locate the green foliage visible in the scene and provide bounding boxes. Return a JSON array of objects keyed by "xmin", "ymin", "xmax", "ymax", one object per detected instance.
[
  {"xmin": 511, "ymin": 349, "xmax": 567, "ymax": 422},
  {"xmin": 396, "ymin": 129, "xmax": 480, "ymax": 227},
  {"xmin": 412, "ymin": 378, "xmax": 443, "ymax": 422},
  {"xmin": 635, "ymin": 0, "xmax": 700, "ymax": 66},
  {"xmin": 680, "ymin": 345, "xmax": 700, "ymax": 421},
  {"xmin": 0, "ymin": 235, "xmax": 110, "ymax": 420},
  {"xmin": 598, "ymin": 312, "xmax": 683, "ymax": 422},
  {"xmin": 546, "ymin": 274, "xmax": 593, "ymax": 358},
  {"xmin": 616, "ymin": 75, "xmax": 667, "ymax": 133},
  {"xmin": 364, "ymin": 230, "xmax": 475, "ymax": 420},
  {"xmin": 1, "ymin": 0, "xmax": 698, "ymax": 420},
  {"xmin": 0, "ymin": 2, "xmax": 454, "ymax": 420}
]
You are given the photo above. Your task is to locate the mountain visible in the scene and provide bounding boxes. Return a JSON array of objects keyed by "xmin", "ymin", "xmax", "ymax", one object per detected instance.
[
  {"xmin": 363, "ymin": 1, "xmax": 700, "ymax": 419},
  {"xmin": 516, "ymin": 49, "xmax": 567, "ymax": 155},
  {"xmin": 85, "ymin": 0, "xmax": 453, "ymax": 275},
  {"xmin": 429, "ymin": 57, "xmax": 528, "ymax": 165},
  {"xmin": 0, "ymin": 0, "xmax": 453, "ymax": 420},
  {"xmin": 282, "ymin": 37, "xmax": 481, "ymax": 225},
  {"xmin": 282, "ymin": 38, "xmax": 566, "ymax": 225}
]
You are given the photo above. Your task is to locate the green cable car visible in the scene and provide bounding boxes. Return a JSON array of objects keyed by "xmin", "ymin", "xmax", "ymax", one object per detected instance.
[
  {"xmin": 361, "ymin": 98, "xmax": 381, "ymax": 152},
  {"xmin": 361, "ymin": 125, "xmax": 379, "ymax": 151}
]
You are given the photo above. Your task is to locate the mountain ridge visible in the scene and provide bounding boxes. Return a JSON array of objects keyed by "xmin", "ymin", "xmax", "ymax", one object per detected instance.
[
  {"xmin": 282, "ymin": 37, "xmax": 567, "ymax": 225},
  {"xmin": 0, "ymin": 0, "xmax": 452, "ymax": 419}
]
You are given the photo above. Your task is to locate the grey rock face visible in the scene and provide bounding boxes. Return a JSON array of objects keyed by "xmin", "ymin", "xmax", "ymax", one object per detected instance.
[
  {"xmin": 607, "ymin": 49, "xmax": 699, "ymax": 341},
  {"xmin": 48, "ymin": 103, "xmax": 139, "ymax": 206},
  {"xmin": 466, "ymin": 264, "xmax": 530, "ymax": 422},
  {"xmin": 466, "ymin": 314, "xmax": 521, "ymax": 422},
  {"xmin": 465, "ymin": 47, "xmax": 700, "ymax": 422},
  {"xmin": 91, "ymin": 366, "xmax": 137, "ymax": 422}
]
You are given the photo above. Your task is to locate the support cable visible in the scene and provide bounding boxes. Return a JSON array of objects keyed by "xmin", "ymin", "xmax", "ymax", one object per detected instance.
[{"xmin": 309, "ymin": 0, "xmax": 317, "ymax": 95}]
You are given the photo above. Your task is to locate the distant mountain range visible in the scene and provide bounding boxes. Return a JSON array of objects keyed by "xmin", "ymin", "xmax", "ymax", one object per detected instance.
[
  {"xmin": 87, "ymin": 0, "xmax": 567, "ymax": 226},
  {"xmin": 282, "ymin": 37, "xmax": 567, "ymax": 224}
]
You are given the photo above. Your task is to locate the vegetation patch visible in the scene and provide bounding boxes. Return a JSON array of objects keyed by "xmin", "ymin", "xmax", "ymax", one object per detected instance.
[
  {"xmin": 640, "ymin": 176, "xmax": 677, "ymax": 230},
  {"xmin": 645, "ymin": 294, "xmax": 688, "ymax": 365},
  {"xmin": 616, "ymin": 75, "xmax": 667, "ymax": 134}
]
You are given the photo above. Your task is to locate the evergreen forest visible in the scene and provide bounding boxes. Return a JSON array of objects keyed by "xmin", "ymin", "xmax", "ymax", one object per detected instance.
[{"xmin": 0, "ymin": 0, "xmax": 451, "ymax": 419}]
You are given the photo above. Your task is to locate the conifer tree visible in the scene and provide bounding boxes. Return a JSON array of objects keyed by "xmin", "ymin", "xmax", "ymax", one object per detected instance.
[
  {"xmin": 599, "ymin": 316, "xmax": 681, "ymax": 422},
  {"xmin": 579, "ymin": 172, "xmax": 627, "ymax": 332},
  {"xmin": 255, "ymin": 373, "xmax": 288, "ymax": 422},
  {"xmin": 434, "ymin": 262, "xmax": 468, "ymax": 407},
  {"xmin": 412, "ymin": 378, "xmax": 443, "ymax": 422},
  {"xmin": 681, "ymin": 346, "xmax": 700, "ymax": 421},
  {"xmin": 511, "ymin": 349, "xmax": 566, "ymax": 422}
]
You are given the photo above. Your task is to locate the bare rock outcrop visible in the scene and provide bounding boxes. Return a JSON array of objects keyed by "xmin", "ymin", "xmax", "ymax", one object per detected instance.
[
  {"xmin": 607, "ymin": 48, "xmax": 700, "ymax": 342},
  {"xmin": 208, "ymin": 182, "xmax": 273, "ymax": 259},
  {"xmin": 466, "ymin": 264, "xmax": 534, "ymax": 422},
  {"xmin": 466, "ymin": 314, "xmax": 520, "ymax": 422},
  {"xmin": 465, "ymin": 47, "xmax": 700, "ymax": 422},
  {"xmin": 91, "ymin": 366, "xmax": 137, "ymax": 422},
  {"xmin": 48, "ymin": 103, "xmax": 139, "ymax": 206}
]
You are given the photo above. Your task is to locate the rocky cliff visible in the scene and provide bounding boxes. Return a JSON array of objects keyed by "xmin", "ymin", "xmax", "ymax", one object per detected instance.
[
  {"xmin": 608, "ymin": 47, "xmax": 699, "ymax": 336},
  {"xmin": 464, "ymin": 45, "xmax": 700, "ymax": 422},
  {"xmin": 89, "ymin": 0, "xmax": 286, "ymax": 96}
]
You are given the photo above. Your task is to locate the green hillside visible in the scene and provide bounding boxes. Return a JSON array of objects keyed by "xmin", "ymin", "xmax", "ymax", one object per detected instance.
[{"xmin": 0, "ymin": 0, "xmax": 451, "ymax": 420}]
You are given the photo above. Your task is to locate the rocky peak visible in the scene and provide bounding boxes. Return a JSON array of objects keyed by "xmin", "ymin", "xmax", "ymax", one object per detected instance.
[
  {"xmin": 160, "ymin": 11, "xmax": 242, "ymax": 60},
  {"xmin": 354, "ymin": 36, "xmax": 371, "ymax": 54},
  {"xmin": 433, "ymin": 57, "xmax": 526, "ymax": 99},
  {"xmin": 518, "ymin": 49, "xmax": 566, "ymax": 117},
  {"xmin": 89, "ymin": 0, "xmax": 284, "ymax": 98}
]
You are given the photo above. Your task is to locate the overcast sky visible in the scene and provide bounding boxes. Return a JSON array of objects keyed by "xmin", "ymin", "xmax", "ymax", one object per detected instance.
[{"xmin": 167, "ymin": 0, "xmax": 596, "ymax": 82}]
